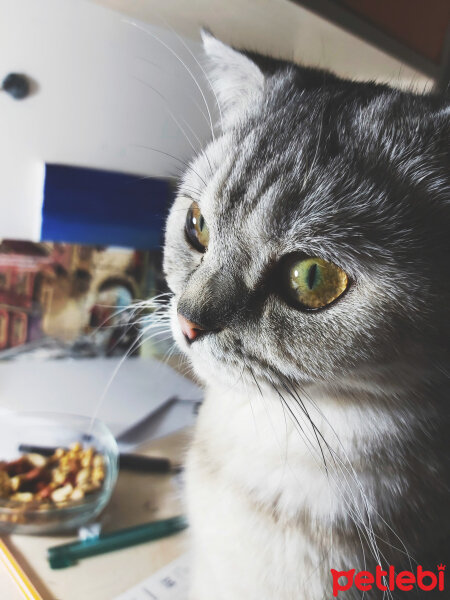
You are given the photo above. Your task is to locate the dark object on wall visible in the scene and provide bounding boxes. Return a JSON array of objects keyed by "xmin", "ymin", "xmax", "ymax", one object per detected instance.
[
  {"xmin": 2, "ymin": 73, "xmax": 30, "ymax": 99},
  {"xmin": 41, "ymin": 164, "xmax": 172, "ymax": 249},
  {"xmin": 291, "ymin": 0, "xmax": 450, "ymax": 91}
]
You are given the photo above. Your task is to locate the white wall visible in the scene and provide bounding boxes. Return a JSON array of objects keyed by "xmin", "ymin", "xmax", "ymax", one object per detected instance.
[
  {"xmin": 0, "ymin": 0, "xmax": 213, "ymax": 240},
  {"xmin": 0, "ymin": 0, "xmax": 433, "ymax": 241}
]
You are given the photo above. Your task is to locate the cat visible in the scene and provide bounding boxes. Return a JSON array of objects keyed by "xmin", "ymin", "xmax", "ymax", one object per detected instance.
[{"xmin": 163, "ymin": 31, "xmax": 449, "ymax": 599}]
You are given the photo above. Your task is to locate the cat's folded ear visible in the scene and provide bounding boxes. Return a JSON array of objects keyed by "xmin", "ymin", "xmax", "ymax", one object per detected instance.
[{"xmin": 201, "ymin": 30, "xmax": 264, "ymax": 130}]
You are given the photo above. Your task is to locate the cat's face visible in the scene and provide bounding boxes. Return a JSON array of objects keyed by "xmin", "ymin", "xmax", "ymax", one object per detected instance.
[{"xmin": 164, "ymin": 33, "xmax": 449, "ymax": 392}]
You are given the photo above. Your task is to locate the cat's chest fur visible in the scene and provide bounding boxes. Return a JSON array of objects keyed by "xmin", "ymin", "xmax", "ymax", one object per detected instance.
[{"xmin": 185, "ymin": 382, "xmax": 412, "ymax": 600}]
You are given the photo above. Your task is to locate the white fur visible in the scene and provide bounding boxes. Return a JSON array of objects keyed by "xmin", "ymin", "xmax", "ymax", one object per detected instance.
[
  {"xmin": 168, "ymin": 302, "xmax": 423, "ymax": 599},
  {"xmin": 184, "ymin": 381, "xmax": 415, "ymax": 599}
]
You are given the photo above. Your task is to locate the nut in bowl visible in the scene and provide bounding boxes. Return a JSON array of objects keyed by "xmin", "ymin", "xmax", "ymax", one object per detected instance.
[
  {"xmin": 0, "ymin": 412, "xmax": 119, "ymax": 534},
  {"xmin": 1, "ymin": 444, "xmax": 106, "ymax": 506}
]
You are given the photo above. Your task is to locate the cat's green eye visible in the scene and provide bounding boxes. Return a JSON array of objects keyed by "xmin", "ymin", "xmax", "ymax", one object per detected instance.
[
  {"xmin": 185, "ymin": 201, "xmax": 209, "ymax": 252},
  {"xmin": 287, "ymin": 257, "xmax": 348, "ymax": 310}
]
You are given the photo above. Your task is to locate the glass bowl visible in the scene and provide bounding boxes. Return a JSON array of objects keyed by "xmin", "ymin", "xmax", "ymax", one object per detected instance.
[{"xmin": 0, "ymin": 411, "xmax": 118, "ymax": 534}]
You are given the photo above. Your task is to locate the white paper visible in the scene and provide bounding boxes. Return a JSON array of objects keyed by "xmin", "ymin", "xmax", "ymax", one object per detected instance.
[
  {"xmin": 0, "ymin": 357, "xmax": 201, "ymax": 439},
  {"xmin": 114, "ymin": 553, "xmax": 190, "ymax": 600},
  {"xmin": 116, "ymin": 399, "xmax": 199, "ymax": 451}
]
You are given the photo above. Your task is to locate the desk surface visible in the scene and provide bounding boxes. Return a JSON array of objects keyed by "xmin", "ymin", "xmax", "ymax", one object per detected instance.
[{"xmin": 0, "ymin": 428, "xmax": 192, "ymax": 600}]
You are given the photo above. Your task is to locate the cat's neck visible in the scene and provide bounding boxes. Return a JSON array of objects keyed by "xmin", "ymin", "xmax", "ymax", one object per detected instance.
[{"xmin": 193, "ymin": 375, "xmax": 442, "ymax": 524}]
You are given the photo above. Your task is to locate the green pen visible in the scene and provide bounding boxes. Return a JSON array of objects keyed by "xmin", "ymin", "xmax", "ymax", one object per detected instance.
[{"xmin": 47, "ymin": 515, "xmax": 188, "ymax": 569}]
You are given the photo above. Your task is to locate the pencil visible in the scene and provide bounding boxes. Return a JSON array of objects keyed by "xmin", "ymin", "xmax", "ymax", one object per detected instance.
[{"xmin": 0, "ymin": 538, "xmax": 43, "ymax": 600}]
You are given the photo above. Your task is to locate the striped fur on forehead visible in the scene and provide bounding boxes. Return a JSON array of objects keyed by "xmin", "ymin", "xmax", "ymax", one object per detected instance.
[
  {"xmin": 166, "ymin": 34, "xmax": 449, "ymax": 383},
  {"xmin": 198, "ymin": 94, "xmax": 446, "ymax": 232}
]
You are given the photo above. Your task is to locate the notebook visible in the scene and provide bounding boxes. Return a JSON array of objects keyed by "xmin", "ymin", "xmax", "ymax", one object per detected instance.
[{"xmin": 0, "ymin": 357, "xmax": 201, "ymax": 440}]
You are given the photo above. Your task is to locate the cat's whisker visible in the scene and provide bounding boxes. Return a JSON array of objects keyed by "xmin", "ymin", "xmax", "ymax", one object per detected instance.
[
  {"xmin": 285, "ymin": 417, "xmax": 405, "ymax": 594},
  {"xmin": 155, "ymin": 16, "xmax": 224, "ymax": 133},
  {"xmin": 87, "ymin": 294, "xmax": 173, "ymax": 426},
  {"xmin": 136, "ymin": 56, "xmax": 215, "ymax": 134},
  {"xmin": 163, "ymin": 341, "xmax": 178, "ymax": 363},
  {"xmin": 267, "ymin": 383, "xmax": 375, "ymax": 570},
  {"xmin": 279, "ymin": 378, "xmax": 330, "ymax": 477},
  {"xmin": 299, "ymin": 386, "xmax": 417, "ymax": 573},
  {"xmin": 133, "ymin": 77, "xmax": 204, "ymax": 157},
  {"xmin": 132, "ymin": 143, "xmax": 208, "ymax": 186},
  {"xmin": 88, "ymin": 327, "xmax": 149, "ymax": 431},
  {"xmin": 86, "ymin": 302, "xmax": 144, "ymax": 336},
  {"xmin": 250, "ymin": 367, "xmax": 323, "ymax": 502},
  {"xmin": 282, "ymin": 416, "xmax": 382, "ymax": 589},
  {"xmin": 270, "ymin": 376, "xmax": 392, "ymax": 587},
  {"xmin": 176, "ymin": 185, "xmax": 205, "ymax": 201},
  {"xmin": 124, "ymin": 20, "xmax": 216, "ymax": 142},
  {"xmin": 241, "ymin": 361, "xmax": 260, "ymax": 439},
  {"xmin": 179, "ymin": 127, "xmax": 212, "ymax": 176},
  {"xmin": 301, "ymin": 100, "xmax": 325, "ymax": 192}
]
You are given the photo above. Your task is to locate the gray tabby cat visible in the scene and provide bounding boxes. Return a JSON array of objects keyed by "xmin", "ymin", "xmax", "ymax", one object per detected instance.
[{"xmin": 163, "ymin": 32, "xmax": 449, "ymax": 599}]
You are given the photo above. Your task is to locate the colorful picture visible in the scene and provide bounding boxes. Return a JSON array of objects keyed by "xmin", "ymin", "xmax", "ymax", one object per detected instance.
[{"xmin": 0, "ymin": 240, "xmax": 165, "ymax": 359}]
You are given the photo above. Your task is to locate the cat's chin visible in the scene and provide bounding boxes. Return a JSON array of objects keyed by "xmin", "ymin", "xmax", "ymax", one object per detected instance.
[
  {"xmin": 188, "ymin": 352, "xmax": 246, "ymax": 389},
  {"xmin": 174, "ymin": 333, "xmax": 312, "ymax": 393},
  {"xmin": 172, "ymin": 332, "xmax": 248, "ymax": 389},
  {"xmin": 169, "ymin": 299, "xmax": 314, "ymax": 389}
]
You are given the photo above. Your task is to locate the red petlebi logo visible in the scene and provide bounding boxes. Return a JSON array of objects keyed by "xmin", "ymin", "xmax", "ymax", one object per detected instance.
[{"xmin": 331, "ymin": 564, "xmax": 445, "ymax": 597}]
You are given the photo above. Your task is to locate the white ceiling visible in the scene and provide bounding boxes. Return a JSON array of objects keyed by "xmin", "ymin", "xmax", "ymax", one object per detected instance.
[{"xmin": 91, "ymin": 0, "xmax": 432, "ymax": 89}]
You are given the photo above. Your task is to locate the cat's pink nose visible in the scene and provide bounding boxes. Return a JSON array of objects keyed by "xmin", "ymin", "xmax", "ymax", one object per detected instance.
[{"xmin": 177, "ymin": 313, "xmax": 206, "ymax": 343}]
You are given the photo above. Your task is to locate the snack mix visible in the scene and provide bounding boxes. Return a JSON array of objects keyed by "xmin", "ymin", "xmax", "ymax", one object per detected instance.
[{"xmin": 0, "ymin": 443, "xmax": 105, "ymax": 510}]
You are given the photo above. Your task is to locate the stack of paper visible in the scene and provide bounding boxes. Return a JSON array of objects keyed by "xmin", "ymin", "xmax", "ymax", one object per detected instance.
[{"xmin": 0, "ymin": 358, "xmax": 201, "ymax": 445}]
